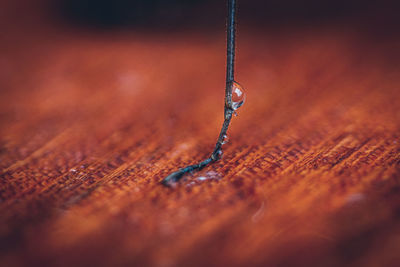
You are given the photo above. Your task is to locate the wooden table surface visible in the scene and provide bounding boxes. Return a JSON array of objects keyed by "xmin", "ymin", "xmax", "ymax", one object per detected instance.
[{"xmin": 1, "ymin": 3, "xmax": 400, "ymax": 266}]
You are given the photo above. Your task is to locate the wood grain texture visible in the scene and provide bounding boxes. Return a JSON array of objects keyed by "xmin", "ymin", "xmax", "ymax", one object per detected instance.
[{"xmin": 1, "ymin": 5, "xmax": 400, "ymax": 267}]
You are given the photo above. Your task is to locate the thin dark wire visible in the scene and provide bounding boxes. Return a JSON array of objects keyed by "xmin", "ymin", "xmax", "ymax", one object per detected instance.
[{"xmin": 161, "ymin": 0, "xmax": 237, "ymax": 186}]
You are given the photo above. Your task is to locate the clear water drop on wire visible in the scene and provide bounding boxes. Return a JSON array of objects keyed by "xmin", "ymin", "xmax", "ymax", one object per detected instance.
[{"xmin": 231, "ymin": 81, "xmax": 245, "ymax": 110}]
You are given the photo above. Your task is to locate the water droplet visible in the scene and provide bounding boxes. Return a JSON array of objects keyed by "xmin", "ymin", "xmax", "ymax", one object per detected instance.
[
  {"xmin": 231, "ymin": 81, "xmax": 246, "ymax": 110},
  {"xmin": 222, "ymin": 134, "xmax": 229, "ymax": 145}
]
